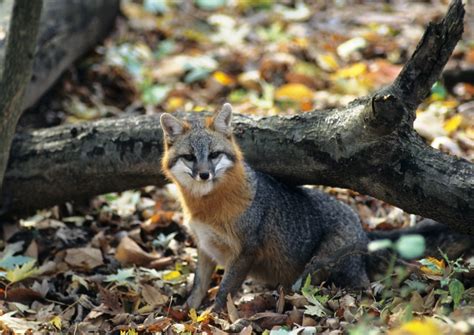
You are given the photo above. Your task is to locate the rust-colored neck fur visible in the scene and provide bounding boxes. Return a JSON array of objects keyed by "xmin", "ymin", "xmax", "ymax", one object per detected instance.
[{"xmin": 178, "ymin": 160, "xmax": 251, "ymax": 229}]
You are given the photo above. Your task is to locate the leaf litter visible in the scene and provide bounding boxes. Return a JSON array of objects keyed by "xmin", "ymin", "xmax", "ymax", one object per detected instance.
[{"xmin": 6, "ymin": 0, "xmax": 474, "ymax": 334}]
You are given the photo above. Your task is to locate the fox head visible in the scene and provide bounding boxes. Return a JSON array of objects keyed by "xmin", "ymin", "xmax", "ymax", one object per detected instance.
[{"xmin": 160, "ymin": 103, "xmax": 243, "ymax": 197}]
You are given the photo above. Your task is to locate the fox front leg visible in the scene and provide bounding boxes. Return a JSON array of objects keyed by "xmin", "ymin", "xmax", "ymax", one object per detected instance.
[
  {"xmin": 213, "ymin": 254, "xmax": 253, "ymax": 312},
  {"xmin": 186, "ymin": 249, "xmax": 216, "ymax": 309}
]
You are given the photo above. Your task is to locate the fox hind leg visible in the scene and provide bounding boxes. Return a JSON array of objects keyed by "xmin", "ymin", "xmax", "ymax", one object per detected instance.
[{"xmin": 296, "ymin": 243, "xmax": 370, "ymax": 290}]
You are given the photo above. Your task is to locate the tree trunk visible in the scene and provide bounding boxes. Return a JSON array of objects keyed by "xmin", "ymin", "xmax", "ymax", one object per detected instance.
[
  {"xmin": 0, "ymin": 0, "xmax": 43, "ymax": 199},
  {"xmin": 21, "ymin": 0, "xmax": 120, "ymax": 110},
  {"xmin": 3, "ymin": 1, "xmax": 473, "ymax": 235}
]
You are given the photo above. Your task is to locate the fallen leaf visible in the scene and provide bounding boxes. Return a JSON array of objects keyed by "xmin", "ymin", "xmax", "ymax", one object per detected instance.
[
  {"xmin": 443, "ymin": 114, "xmax": 463, "ymax": 133},
  {"xmin": 332, "ymin": 62, "xmax": 367, "ymax": 79},
  {"xmin": 141, "ymin": 284, "xmax": 169, "ymax": 307},
  {"xmin": 0, "ymin": 311, "xmax": 40, "ymax": 334},
  {"xmin": 115, "ymin": 236, "xmax": 159, "ymax": 266},
  {"xmin": 141, "ymin": 211, "xmax": 175, "ymax": 232},
  {"xmin": 337, "ymin": 37, "xmax": 367, "ymax": 60},
  {"xmin": 0, "ymin": 260, "xmax": 38, "ymax": 283},
  {"xmin": 145, "ymin": 317, "xmax": 173, "ymax": 332},
  {"xmin": 419, "ymin": 257, "xmax": 445, "ymax": 276},
  {"xmin": 248, "ymin": 312, "xmax": 289, "ymax": 330},
  {"xmin": 162, "ymin": 270, "xmax": 181, "ymax": 281},
  {"xmin": 388, "ymin": 318, "xmax": 443, "ymax": 335},
  {"xmin": 65, "ymin": 247, "xmax": 103, "ymax": 270},
  {"xmin": 50, "ymin": 315, "xmax": 61, "ymax": 330},
  {"xmin": 99, "ymin": 286, "xmax": 123, "ymax": 314},
  {"xmin": 105, "ymin": 268, "xmax": 135, "ymax": 285},
  {"xmin": 315, "ymin": 53, "xmax": 339, "ymax": 72},
  {"xmin": 227, "ymin": 294, "xmax": 239, "ymax": 323},
  {"xmin": 2, "ymin": 287, "xmax": 43, "ymax": 304},
  {"xmin": 275, "ymin": 83, "xmax": 314, "ymax": 103},
  {"xmin": 149, "ymin": 256, "xmax": 174, "ymax": 270},
  {"xmin": 213, "ymin": 71, "xmax": 235, "ymax": 86}
]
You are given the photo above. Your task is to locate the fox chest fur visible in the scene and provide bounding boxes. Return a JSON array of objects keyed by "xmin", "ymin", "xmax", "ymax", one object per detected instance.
[
  {"xmin": 179, "ymin": 162, "xmax": 252, "ymax": 266},
  {"xmin": 184, "ymin": 217, "xmax": 236, "ymax": 265}
]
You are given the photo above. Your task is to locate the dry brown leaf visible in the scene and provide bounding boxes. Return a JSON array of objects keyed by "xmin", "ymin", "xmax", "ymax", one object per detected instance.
[
  {"xmin": 285, "ymin": 293, "xmax": 308, "ymax": 308},
  {"xmin": 141, "ymin": 284, "xmax": 169, "ymax": 307},
  {"xmin": 149, "ymin": 256, "xmax": 174, "ymax": 270},
  {"xmin": 65, "ymin": 247, "xmax": 103, "ymax": 270},
  {"xmin": 239, "ymin": 325, "xmax": 253, "ymax": 335},
  {"xmin": 276, "ymin": 286, "xmax": 285, "ymax": 314},
  {"xmin": 226, "ymin": 294, "xmax": 239, "ymax": 323},
  {"xmin": 239, "ymin": 294, "xmax": 276, "ymax": 318},
  {"xmin": 410, "ymin": 291, "xmax": 425, "ymax": 314},
  {"xmin": 99, "ymin": 286, "xmax": 123, "ymax": 314},
  {"xmin": 0, "ymin": 312, "xmax": 40, "ymax": 334},
  {"xmin": 144, "ymin": 317, "xmax": 173, "ymax": 332},
  {"xmin": 302, "ymin": 315, "xmax": 317, "ymax": 327},
  {"xmin": 3, "ymin": 287, "xmax": 43, "ymax": 304},
  {"xmin": 248, "ymin": 312, "xmax": 289, "ymax": 330},
  {"xmin": 115, "ymin": 236, "xmax": 160, "ymax": 266},
  {"xmin": 288, "ymin": 306, "xmax": 303, "ymax": 325}
]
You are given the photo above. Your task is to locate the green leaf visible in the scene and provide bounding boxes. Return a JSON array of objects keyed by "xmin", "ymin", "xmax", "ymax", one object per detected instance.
[
  {"xmin": 367, "ymin": 239, "xmax": 393, "ymax": 252},
  {"xmin": 154, "ymin": 40, "xmax": 176, "ymax": 60},
  {"xmin": 105, "ymin": 268, "xmax": 135, "ymax": 285},
  {"xmin": 449, "ymin": 279, "xmax": 464, "ymax": 308},
  {"xmin": 184, "ymin": 67, "xmax": 212, "ymax": 83},
  {"xmin": 144, "ymin": 0, "xmax": 168, "ymax": 14},
  {"xmin": 0, "ymin": 254, "xmax": 34, "ymax": 270},
  {"xmin": 195, "ymin": 0, "xmax": 227, "ymax": 11},
  {"xmin": 153, "ymin": 232, "xmax": 178, "ymax": 249},
  {"xmin": 395, "ymin": 234, "xmax": 425, "ymax": 260},
  {"xmin": 0, "ymin": 242, "xmax": 35, "ymax": 270},
  {"xmin": 141, "ymin": 85, "xmax": 171, "ymax": 106},
  {"xmin": 304, "ymin": 303, "xmax": 327, "ymax": 317},
  {"xmin": 431, "ymin": 81, "xmax": 447, "ymax": 101}
]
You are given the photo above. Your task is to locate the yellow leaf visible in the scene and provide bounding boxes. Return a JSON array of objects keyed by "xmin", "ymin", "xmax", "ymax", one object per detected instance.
[
  {"xmin": 293, "ymin": 37, "xmax": 309, "ymax": 49},
  {"xmin": 163, "ymin": 270, "xmax": 181, "ymax": 281},
  {"xmin": 50, "ymin": 316, "xmax": 61, "ymax": 330},
  {"xmin": 167, "ymin": 97, "xmax": 185, "ymax": 111},
  {"xmin": 275, "ymin": 83, "xmax": 314, "ymax": 102},
  {"xmin": 193, "ymin": 106, "xmax": 206, "ymax": 112},
  {"xmin": 197, "ymin": 309, "xmax": 211, "ymax": 322},
  {"xmin": 420, "ymin": 257, "xmax": 445, "ymax": 276},
  {"xmin": 189, "ymin": 308, "xmax": 198, "ymax": 323},
  {"xmin": 389, "ymin": 318, "xmax": 443, "ymax": 335},
  {"xmin": 315, "ymin": 53, "xmax": 339, "ymax": 72},
  {"xmin": 443, "ymin": 114, "xmax": 463, "ymax": 133},
  {"xmin": 5, "ymin": 260, "xmax": 37, "ymax": 283},
  {"xmin": 213, "ymin": 71, "xmax": 235, "ymax": 86},
  {"xmin": 333, "ymin": 62, "xmax": 367, "ymax": 79}
]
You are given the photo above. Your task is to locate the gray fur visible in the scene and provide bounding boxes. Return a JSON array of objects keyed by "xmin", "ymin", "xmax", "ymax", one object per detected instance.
[{"xmin": 212, "ymin": 165, "xmax": 370, "ymax": 308}]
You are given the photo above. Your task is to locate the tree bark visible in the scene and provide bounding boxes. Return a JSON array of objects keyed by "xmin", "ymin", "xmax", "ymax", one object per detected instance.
[
  {"xmin": 3, "ymin": 1, "xmax": 473, "ymax": 234},
  {"xmin": 21, "ymin": 0, "xmax": 120, "ymax": 110},
  {"xmin": 0, "ymin": 0, "xmax": 43, "ymax": 198}
]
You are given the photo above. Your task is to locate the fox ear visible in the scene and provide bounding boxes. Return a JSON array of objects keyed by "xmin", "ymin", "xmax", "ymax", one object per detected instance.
[
  {"xmin": 213, "ymin": 103, "xmax": 233, "ymax": 136},
  {"xmin": 160, "ymin": 113, "xmax": 185, "ymax": 143}
]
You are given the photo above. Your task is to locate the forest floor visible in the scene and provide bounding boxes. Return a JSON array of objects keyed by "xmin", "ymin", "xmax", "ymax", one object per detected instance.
[{"xmin": 2, "ymin": 1, "xmax": 474, "ymax": 334}]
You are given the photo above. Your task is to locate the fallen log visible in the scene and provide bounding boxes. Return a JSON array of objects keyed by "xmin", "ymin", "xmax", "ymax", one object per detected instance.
[
  {"xmin": 22, "ymin": 0, "xmax": 120, "ymax": 110},
  {"xmin": 3, "ymin": 0, "xmax": 473, "ymax": 234}
]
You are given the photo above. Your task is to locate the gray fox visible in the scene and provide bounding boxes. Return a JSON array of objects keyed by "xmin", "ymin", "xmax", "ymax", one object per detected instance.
[{"xmin": 160, "ymin": 103, "xmax": 473, "ymax": 311}]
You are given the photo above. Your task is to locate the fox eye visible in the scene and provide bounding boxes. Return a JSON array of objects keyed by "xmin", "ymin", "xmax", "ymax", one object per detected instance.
[
  {"xmin": 182, "ymin": 154, "xmax": 195, "ymax": 162},
  {"xmin": 209, "ymin": 152, "xmax": 221, "ymax": 160}
]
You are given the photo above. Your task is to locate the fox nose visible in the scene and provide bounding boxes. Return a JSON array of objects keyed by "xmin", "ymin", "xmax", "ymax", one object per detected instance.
[{"xmin": 199, "ymin": 172, "xmax": 210, "ymax": 180}]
